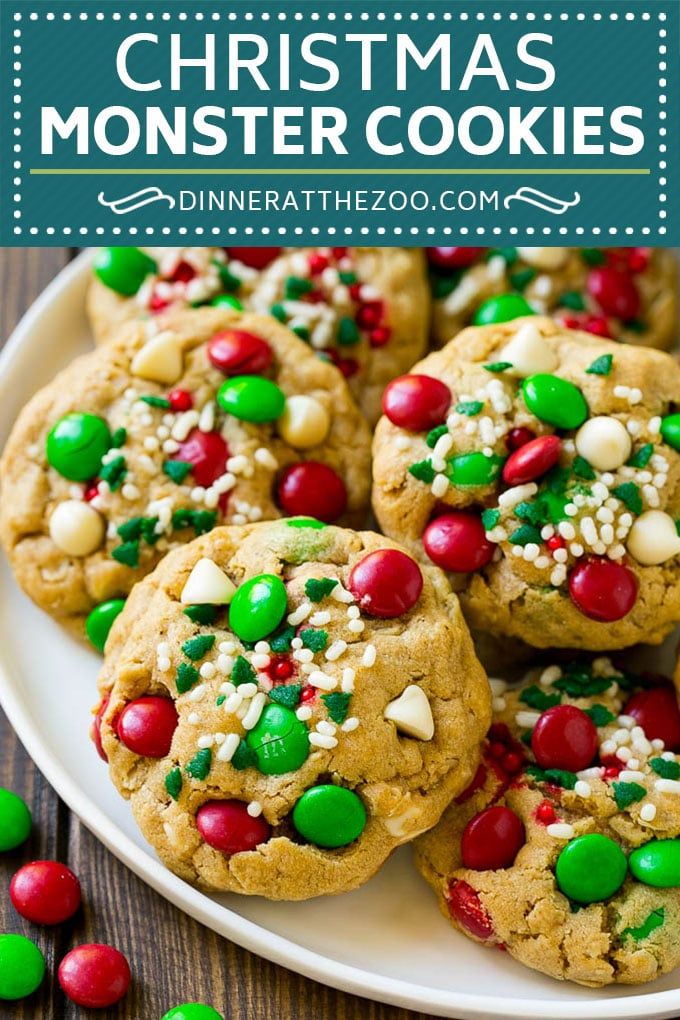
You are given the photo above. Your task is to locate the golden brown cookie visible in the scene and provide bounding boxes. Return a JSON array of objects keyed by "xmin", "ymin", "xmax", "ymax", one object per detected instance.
[
  {"xmin": 95, "ymin": 520, "xmax": 490, "ymax": 899},
  {"xmin": 416, "ymin": 656, "xmax": 680, "ymax": 987},
  {"xmin": 372, "ymin": 317, "xmax": 680, "ymax": 650},
  {"xmin": 428, "ymin": 246, "xmax": 678, "ymax": 351},
  {"xmin": 0, "ymin": 308, "xmax": 370, "ymax": 633},
  {"xmin": 87, "ymin": 246, "xmax": 430, "ymax": 423}
]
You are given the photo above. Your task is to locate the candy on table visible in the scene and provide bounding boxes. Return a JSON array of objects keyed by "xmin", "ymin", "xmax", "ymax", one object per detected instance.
[
  {"xmin": 0, "ymin": 787, "xmax": 32, "ymax": 851},
  {"xmin": 10, "ymin": 860, "xmax": 81, "ymax": 925},
  {"xmin": 58, "ymin": 943, "xmax": 131, "ymax": 1009},
  {"xmin": 162, "ymin": 1005, "xmax": 224, "ymax": 1020},
  {"xmin": 0, "ymin": 933, "xmax": 46, "ymax": 1000}
]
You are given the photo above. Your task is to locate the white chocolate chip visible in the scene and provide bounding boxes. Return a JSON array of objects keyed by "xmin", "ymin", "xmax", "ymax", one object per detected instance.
[
  {"xmin": 180, "ymin": 558, "xmax": 236, "ymax": 605},
  {"xmin": 277, "ymin": 395, "xmax": 331, "ymax": 449},
  {"xmin": 49, "ymin": 500, "xmax": 104, "ymax": 556},
  {"xmin": 575, "ymin": 416, "xmax": 632, "ymax": 472},
  {"xmin": 130, "ymin": 330, "xmax": 183, "ymax": 384},
  {"xmin": 626, "ymin": 510, "xmax": 680, "ymax": 566},
  {"xmin": 383, "ymin": 685, "xmax": 434, "ymax": 741},
  {"xmin": 498, "ymin": 321, "xmax": 558, "ymax": 377}
]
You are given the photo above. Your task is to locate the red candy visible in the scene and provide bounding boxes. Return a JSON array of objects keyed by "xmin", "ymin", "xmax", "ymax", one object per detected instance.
[
  {"xmin": 559, "ymin": 312, "xmax": 613, "ymax": 339},
  {"xmin": 447, "ymin": 880, "xmax": 495, "ymax": 940},
  {"xmin": 381, "ymin": 374, "xmax": 451, "ymax": 432},
  {"xmin": 116, "ymin": 697, "xmax": 178, "ymax": 758},
  {"xmin": 348, "ymin": 549, "xmax": 423, "ymax": 618},
  {"xmin": 625, "ymin": 687, "xmax": 680, "ymax": 751},
  {"xmin": 224, "ymin": 246, "xmax": 282, "ymax": 270},
  {"xmin": 531, "ymin": 704, "xmax": 598, "ymax": 771},
  {"xmin": 369, "ymin": 326, "xmax": 391, "ymax": 347},
  {"xmin": 568, "ymin": 557, "xmax": 638, "ymax": 622},
  {"xmin": 427, "ymin": 247, "xmax": 486, "ymax": 270},
  {"xmin": 276, "ymin": 461, "xmax": 347, "ymax": 522},
  {"xmin": 505, "ymin": 426, "xmax": 535, "ymax": 452},
  {"xmin": 175, "ymin": 428, "xmax": 229, "ymax": 488},
  {"xmin": 196, "ymin": 800, "xmax": 271, "ymax": 855},
  {"xmin": 587, "ymin": 266, "xmax": 641, "ymax": 321},
  {"xmin": 207, "ymin": 329, "xmax": 273, "ymax": 376},
  {"xmin": 422, "ymin": 512, "xmax": 495, "ymax": 573},
  {"xmin": 535, "ymin": 800, "xmax": 557, "ymax": 825},
  {"xmin": 83, "ymin": 481, "xmax": 100, "ymax": 502},
  {"xmin": 91, "ymin": 696, "xmax": 110, "ymax": 762},
  {"xmin": 461, "ymin": 806, "xmax": 525, "ymax": 871},
  {"xmin": 502, "ymin": 435, "xmax": 561, "ymax": 486},
  {"xmin": 58, "ymin": 944, "xmax": 131, "ymax": 1008},
  {"xmin": 168, "ymin": 388, "xmax": 193, "ymax": 412},
  {"xmin": 169, "ymin": 260, "xmax": 196, "ymax": 284},
  {"xmin": 10, "ymin": 861, "xmax": 81, "ymax": 925}
]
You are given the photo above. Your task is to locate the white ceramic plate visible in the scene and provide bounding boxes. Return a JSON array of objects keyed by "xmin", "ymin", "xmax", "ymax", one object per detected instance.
[{"xmin": 1, "ymin": 250, "xmax": 680, "ymax": 1020}]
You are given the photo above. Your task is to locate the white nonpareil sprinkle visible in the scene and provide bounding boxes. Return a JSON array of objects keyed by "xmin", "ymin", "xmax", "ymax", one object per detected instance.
[
  {"xmin": 309, "ymin": 732, "xmax": 338, "ymax": 749},
  {"xmin": 217, "ymin": 733, "xmax": 241, "ymax": 762},
  {"xmin": 251, "ymin": 653, "xmax": 270, "ymax": 670},
  {"xmin": 188, "ymin": 683, "xmax": 207, "ymax": 703},
  {"xmin": 187, "ymin": 712, "xmax": 200, "ymax": 726},
  {"xmin": 197, "ymin": 735, "xmax": 213, "ymax": 749},
  {"xmin": 199, "ymin": 662, "xmax": 216, "ymax": 680},
  {"xmin": 342, "ymin": 717, "xmax": 360, "ymax": 732},
  {"xmin": 547, "ymin": 823, "xmax": 574, "ymax": 839},
  {"xmin": 342, "ymin": 668, "xmax": 356, "ymax": 693},
  {"xmin": 488, "ymin": 678, "xmax": 507, "ymax": 696},
  {"xmin": 296, "ymin": 705, "xmax": 313, "ymax": 721},
  {"xmin": 330, "ymin": 582, "xmax": 354, "ymax": 604},
  {"xmin": 574, "ymin": 781, "xmax": 591, "ymax": 798},
  {"xmin": 492, "ymin": 697, "xmax": 506, "ymax": 712},
  {"xmin": 309, "ymin": 610, "xmax": 331, "ymax": 627},
  {"xmin": 247, "ymin": 801, "xmax": 263, "ymax": 818},
  {"xmin": 293, "ymin": 648, "xmax": 314, "ymax": 664},
  {"xmin": 362, "ymin": 644, "xmax": 377, "ymax": 667},
  {"xmin": 498, "ymin": 483, "xmax": 537, "ymax": 509},
  {"xmin": 540, "ymin": 665, "xmax": 561, "ymax": 687},
  {"xmin": 640, "ymin": 803, "xmax": 657, "ymax": 822},
  {"xmin": 515, "ymin": 710, "xmax": 540, "ymax": 728},
  {"xmin": 348, "ymin": 619, "xmax": 365, "ymax": 634},
  {"xmin": 618, "ymin": 770, "xmax": 645, "ymax": 783},
  {"xmin": 431, "ymin": 474, "xmax": 449, "ymax": 498},
  {"xmin": 325, "ymin": 640, "xmax": 347, "ymax": 661},
  {"xmin": 317, "ymin": 720, "xmax": 336, "ymax": 736},
  {"xmin": 287, "ymin": 603, "xmax": 312, "ymax": 626},
  {"xmin": 655, "ymin": 779, "xmax": 680, "ymax": 795},
  {"xmin": 309, "ymin": 670, "xmax": 337, "ymax": 691},
  {"xmin": 254, "ymin": 447, "xmax": 278, "ymax": 470}
]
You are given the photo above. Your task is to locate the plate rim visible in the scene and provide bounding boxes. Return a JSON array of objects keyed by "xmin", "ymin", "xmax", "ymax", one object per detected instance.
[{"xmin": 1, "ymin": 251, "xmax": 680, "ymax": 1020}]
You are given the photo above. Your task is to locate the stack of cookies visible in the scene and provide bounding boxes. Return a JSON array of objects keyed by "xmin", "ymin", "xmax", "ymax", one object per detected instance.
[{"xmin": 2, "ymin": 244, "xmax": 680, "ymax": 989}]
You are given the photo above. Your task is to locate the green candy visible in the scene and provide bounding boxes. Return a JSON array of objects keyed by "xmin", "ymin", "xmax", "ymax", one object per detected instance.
[
  {"xmin": 216, "ymin": 375, "xmax": 286, "ymax": 423},
  {"xmin": 449, "ymin": 452, "xmax": 504, "ymax": 487},
  {"xmin": 473, "ymin": 293, "xmax": 535, "ymax": 326},
  {"xmin": 629, "ymin": 839, "xmax": 680, "ymax": 888},
  {"xmin": 292, "ymin": 785, "xmax": 366, "ymax": 848},
  {"xmin": 522, "ymin": 374, "xmax": 589, "ymax": 430},
  {"xmin": 93, "ymin": 246, "xmax": 157, "ymax": 296},
  {"xmin": 46, "ymin": 412, "xmax": 112, "ymax": 481},
  {"xmin": 555, "ymin": 833, "xmax": 627, "ymax": 903},
  {"xmin": 0, "ymin": 788, "xmax": 32, "ymax": 851},
  {"xmin": 162, "ymin": 1005, "xmax": 224, "ymax": 1020},
  {"xmin": 211, "ymin": 294, "xmax": 243, "ymax": 311},
  {"xmin": 85, "ymin": 598, "xmax": 126, "ymax": 653},
  {"xmin": 660, "ymin": 413, "xmax": 680, "ymax": 451},
  {"xmin": 0, "ymin": 934, "xmax": 45, "ymax": 1000},
  {"xmin": 246, "ymin": 704, "xmax": 309, "ymax": 775},
  {"xmin": 229, "ymin": 574, "xmax": 287, "ymax": 642}
]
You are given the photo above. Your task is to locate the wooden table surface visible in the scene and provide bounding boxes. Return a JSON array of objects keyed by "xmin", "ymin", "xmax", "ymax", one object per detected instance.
[{"xmin": 0, "ymin": 249, "xmax": 439, "ymax": 1020}]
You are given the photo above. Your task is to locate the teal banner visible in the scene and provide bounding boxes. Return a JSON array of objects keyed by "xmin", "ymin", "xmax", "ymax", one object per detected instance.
[{"xmin": 2, "ymin": 0, "xmax": 677, "ymax": 244}]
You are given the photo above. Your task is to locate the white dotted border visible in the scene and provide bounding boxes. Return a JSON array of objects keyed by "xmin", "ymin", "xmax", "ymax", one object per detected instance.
[{"xmin": 12, "ymin": 8, "xmax": 669, "ymax": 240}]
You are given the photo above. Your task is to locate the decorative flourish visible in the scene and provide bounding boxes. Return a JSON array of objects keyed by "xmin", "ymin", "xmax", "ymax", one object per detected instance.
[
  {"xmin": 98, "ymin": 187, "xmax": 175, "ymax": 215},
  {"xmin": 504, "ymin": 187, "xmax": 581, "ymax": 215}
]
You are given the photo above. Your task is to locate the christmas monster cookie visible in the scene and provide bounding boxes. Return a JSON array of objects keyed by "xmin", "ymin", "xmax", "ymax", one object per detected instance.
[
  {"xmin": 0, "ymin": 307, "xmax": 370, "ymax": 635},
  {"xmin": 88, "ymin": 246, "xmax": 430, "ymax": 423},
  {"xmin": 415, "ymin": 657, "xmax": 680, "ymax": 987},
  {"xmin": 428, "ymin": 246, "xmax": 678, "ymax": 352},
  {"xmin": 372, "ymin": 317, "xmax": 680, "ymax": 650},
  {"xmin": 94, "ymin": 521, "xmax": 490, "ymax": 899}
]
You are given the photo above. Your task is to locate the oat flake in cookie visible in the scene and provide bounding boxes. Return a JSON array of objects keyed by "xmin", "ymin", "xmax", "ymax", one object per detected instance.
[
  {"xmin": 372, "ymin": 317, "xmax": 680, "ymax": 650},
  {"xmin": 94, "ymin": 521, "xmax": 490, "ymax": 899},
  {"xmin": 0, "ymin": 308, "xmax": 370, "ymax": 635},
  {"xmin": 416, "ymin": 657, "xmax": 680, "ymax": 987},
  {"xmin": 88, "ymin": 246, "xmax": 430, "ymax": 423},
  {"xmin": 428, "ymin": 246, "xmax": 678, "ymax": 352}
]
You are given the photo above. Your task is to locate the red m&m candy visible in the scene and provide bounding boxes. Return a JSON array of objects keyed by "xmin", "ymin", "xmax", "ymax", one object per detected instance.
[
  {"xmin": 447, "ymin": 880, "xmax": 495, "ymax": 940},
  {"xmin": 427, "ymin": 247, "xmax": 486, "ymax": 270},
  {"xmin": 276, "ymin": 461, "xmax": 347, "ymax": 522},
  {"xmin": 10, "ymin": 861, "xmax": 81, "ymax": 925},
  {"xmin": 625, "ymin": 687, "xmax": 680, "ymax": 751},
  {"xmin": 207, "ymin": 329, "xmax": 273, "ymax": 376},
  {"xmin": 505, "ymin": 426, "xmax": 535, "ymax": 452},
  {"xmin": 175, "ymin": 429, "xmax": 229, "ymax": 488},
  {"xmin": 568, "ymin": 557, "xmax": 638, "ymax": 622},
  {"xmin": 224, "ymin": 247, "xmax": 282, "ymax": 270},
  {"xmin": 196, "ymin": 800, "xmax": 271, "ymax": 855},
  {"xmin": 168, "ymin": 388, "xmax": 194, "ymax": 412},
  {"xmin": 58, "ymin": 944, "xmax": 131, "ymax": 1008},
  {"xmin": 348, "ymin": 549, "xmax": 422, "ymax": 618},
  {"xmin": 382, "ymin": 374, "xmax": 452, "ymax": 432},
  {"xmin": 116, "ymin": 697, "xmax": 178, "ymax": 758},
  {"xmin": 502, "ymin": 435, "xmax": 561, "ymax": 486},
  {"xmin": 422, "ymin": 512, "xmax": 495, "ymax": 573},
  {"xmin": 587, "ymin": 266, "xmax": 640, "ymax": 321},
  {"xmin": 531, "ymin": 704, "xmax": 598, "ymax": 771},
  {"xmin": 461, "ymin": 806, "xmax": 525, "ymax": 871}
]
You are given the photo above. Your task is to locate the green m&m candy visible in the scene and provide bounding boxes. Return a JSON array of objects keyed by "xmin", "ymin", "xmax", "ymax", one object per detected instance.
[
  {"xmin": 162, "ymin": 1005, "xmax": 224, "ymax": 1020},
  {"xmin": 555, "ymin": 833, "xmax": 627, "ymax": 903},
  {"xmin": 449, "ymin": 452, "xmax": 504, "ymax": 487},
  {"xmin": 211, "ymin": 294, "xmax": 243, "ymax": 311},
  {"xmin": 473, "ymin": 293, "xmax": 535, "ymax": 326},
  {"xmin": 93, "ymin": 246, "xmax": 157, "ymax": 296},
  {"xmin": 0, "ymin": 934, "xmax": 45, "ymax": 1000},
  {"xmin": 0, "ymin": 788, "xmax": 32, "ymax": 851},
  {"xmin": 85, "ymin": 598, "xmax": 126, "ymax": 653},
  {"xmin": 46, "ymin": 412, "xmax": 112, "ymax": 481},
  {"xmin": 660, "ymin": 414, "xmax": 680, "ymax": 451},
  {"xmin": 217, "ymin": 376, "xmax": 285, "ymax": 423},
  {"xmin": 629, "ymin": 839, "xmax": 680, "ymax": 888},
  {"xmin": 522, "ymin": 374, "xmax": 589, "ymax": 430},
  {"xmin": 246, "ymin": 704, "xmax": 309, "ymax": 775},
  {"xmin": 292, "ymin": 785, "xmax": 366, "ymax": 848},
  {"xmin": 229, "ymin": 574, "xmax": 287, "ymax": 642}
]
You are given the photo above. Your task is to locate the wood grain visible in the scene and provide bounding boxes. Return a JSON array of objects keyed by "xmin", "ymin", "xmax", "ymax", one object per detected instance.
[{"xmin": 0, "ymin": 248, "xmax": 438, "ymax": 1020}]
